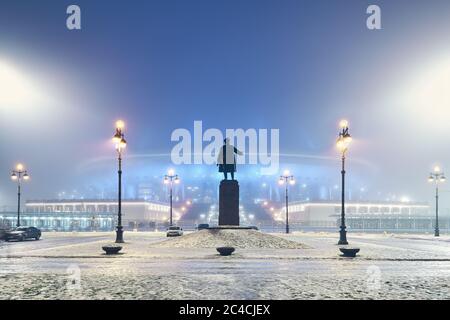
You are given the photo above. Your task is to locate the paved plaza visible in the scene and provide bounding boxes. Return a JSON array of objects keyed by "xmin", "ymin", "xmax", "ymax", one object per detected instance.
[{"xmin": 1, "ymin": 231, "xmax": 450, "ymax": 299}]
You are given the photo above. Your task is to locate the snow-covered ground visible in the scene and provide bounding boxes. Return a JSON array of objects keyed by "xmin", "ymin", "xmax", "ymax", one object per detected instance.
[
  {"xmin": 152, "ymin": 228, "xmax": 308, "ymax": 248},
  {"xmin": 1, "ymin": 231, "xmax": 450, "ymax": 299}
]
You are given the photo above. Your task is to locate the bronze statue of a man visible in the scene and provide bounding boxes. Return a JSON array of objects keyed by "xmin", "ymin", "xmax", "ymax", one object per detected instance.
[{"xmin": 217, "ymin": 138, "xmax": 243, "ymax": 180}]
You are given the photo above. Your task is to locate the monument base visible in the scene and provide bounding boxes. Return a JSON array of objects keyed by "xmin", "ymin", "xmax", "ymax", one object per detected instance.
[{"xmin": 219, "ymin": 179, "xmax": 239, "ymax": 226}]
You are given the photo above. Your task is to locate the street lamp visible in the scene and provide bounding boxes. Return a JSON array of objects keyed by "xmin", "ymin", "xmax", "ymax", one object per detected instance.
[
  {"xmin": 336, "ymin": 119, "xmax": 352, "ymax": 245},
  {"xmin": 11, "ymin": 163, "xmax": 30, "ymax": 227},
  {"xmin": 164, "ymin": 169, "xmax": 180, "ymax": 226},
  {"xmin": 428, "ymin": 166, "xmax": 446, "ymax": 237},
  {"xmin": 112, "ymin": 120, "xmax": 127, "ymax": 243},
  {"xmin": 278, "ymin": 170, "xmax": 295, "ymax": 234}
]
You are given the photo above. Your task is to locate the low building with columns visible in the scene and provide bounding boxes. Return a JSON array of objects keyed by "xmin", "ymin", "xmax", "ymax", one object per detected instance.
[
  {"xmin": 1, "ymin": 199, "xmax": 173, "ymax": 231},
  {"xmin": 271, "ymin": 200, "xmax": 445, "ymax": 231}
]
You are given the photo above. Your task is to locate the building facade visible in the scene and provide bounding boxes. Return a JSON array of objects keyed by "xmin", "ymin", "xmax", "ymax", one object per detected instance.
[
  {"xmin": 275, "ymin": 200, "xmax": 450, "ymax": 231},
  {"xmin": 0, "ymin": 199, "xmax": 171, "ymax": 231},
  {"xmin": 0, "ymin": 211, "xmax": 115, "ymax": 231}
]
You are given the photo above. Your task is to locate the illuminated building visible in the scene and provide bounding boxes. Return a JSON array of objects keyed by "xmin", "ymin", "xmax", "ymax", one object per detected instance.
[
  {"xmin": 0, "ymin": 199, "xmax": 171, "ymax": 231},
  {"xmin": 281, "ymin": 200, "xmax": 441, "ymax": 230}
]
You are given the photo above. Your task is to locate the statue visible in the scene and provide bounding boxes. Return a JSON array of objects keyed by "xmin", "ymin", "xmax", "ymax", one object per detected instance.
[{"xmin": 217, "ymin": 138, "xmax": 243, "ymax": 180}]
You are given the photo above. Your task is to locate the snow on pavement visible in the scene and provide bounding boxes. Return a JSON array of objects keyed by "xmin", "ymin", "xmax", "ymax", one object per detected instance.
[{"xmin": 1, "ymin": 231, "xmax": 450, "ymax": 299}]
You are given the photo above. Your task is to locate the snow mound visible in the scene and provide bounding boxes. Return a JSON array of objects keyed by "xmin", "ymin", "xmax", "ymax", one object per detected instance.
[{"xmin": 151, "ymin": 229, "xmax": 307, "ymax": 249}]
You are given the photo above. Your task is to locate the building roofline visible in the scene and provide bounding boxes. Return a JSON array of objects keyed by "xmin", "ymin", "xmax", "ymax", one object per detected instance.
[
  {"xmin": 290, "ymin": 200, "xmax": 429, "ymax": 207},
  {"xmin": 25, "ymin": 199, "xmax": 169, "ymax": 206}
]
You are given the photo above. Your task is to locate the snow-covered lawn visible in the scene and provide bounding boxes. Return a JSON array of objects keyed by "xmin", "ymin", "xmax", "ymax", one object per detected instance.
[
  {"xmin": 1, "ymin": 231, "xmax": 450, "ymax": 299},
  {"xmin": 152, "ymin": 228, "xmax": 308, "ymax": 249}
]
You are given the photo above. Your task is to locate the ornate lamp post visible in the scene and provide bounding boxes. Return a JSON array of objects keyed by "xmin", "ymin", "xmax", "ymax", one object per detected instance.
[
  {"xmin": 11, "ymin": 163, "xmax": 30, "ymax": 227},
  {"xmin": 428, "ymin": 166, "xmax": 446, "ymax": 237},
  {"xmin": 112, "ymin": 120, "xmax": 127, "ymax": 243},
  {"xmin": 164, "ymin": 169, "xmax": 180, "ymax": 226},
  {"xmin": 278, "ymin": 170, "xmax": 295, "ymax": 234},
  {"xmin": 336, "ymin": 119, "xmax": 352, "ymax": 245}
]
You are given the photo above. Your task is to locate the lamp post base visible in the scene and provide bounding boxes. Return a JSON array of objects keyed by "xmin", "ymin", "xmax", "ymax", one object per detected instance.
[
  {"xmin": 435, "ymin": 229, "xmax": 440, "ymax": 237},
  {"xmin": 338, "ymin": 229, "xmax": 348, "ymax": 245},
  {"xmin": 115, "ymin": 226, "xmax": 124, "ymax": 243}
]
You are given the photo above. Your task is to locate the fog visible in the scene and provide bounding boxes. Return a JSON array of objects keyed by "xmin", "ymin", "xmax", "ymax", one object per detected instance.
[{"xmin": 1, "ymin": 0, "xmax": 450, "ymax": 212}]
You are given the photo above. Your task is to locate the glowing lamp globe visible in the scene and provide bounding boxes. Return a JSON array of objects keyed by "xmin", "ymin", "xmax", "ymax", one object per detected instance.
[
  {"xmin": 112, "ymin": 133, "xmax": 121, "ymax": 144},
  {"xmin": 116, "ymin": 120, "xmax": 125, "ymax": 130},
  {"xmin": 344, "ymin": 135, "xmax": 352, "ymax": 144},
  {"xmin": 119, "ymin": 138, "xmax": 127, "ymax": 149},
  {"xmin": 339, "ymin": 119, "xmax": 349, "ymax": 128},
  {"xmin": 336, "ymin": 139, "xmax": 345, "ymax": 152}
]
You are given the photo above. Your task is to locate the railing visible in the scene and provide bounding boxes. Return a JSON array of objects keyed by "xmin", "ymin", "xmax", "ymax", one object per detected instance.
[
  {"xmin": 3, "ymin": 213, "xmax": 450, "ymax": 233},
  {"xmin": 175, "ymin": 218, "xmax": 450, "ymax": 234}
]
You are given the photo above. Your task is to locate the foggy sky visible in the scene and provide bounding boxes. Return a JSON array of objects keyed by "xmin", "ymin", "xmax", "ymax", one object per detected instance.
[{"xmin": 1, "ymin": 0, "xmax": 450, "ymax": 209}]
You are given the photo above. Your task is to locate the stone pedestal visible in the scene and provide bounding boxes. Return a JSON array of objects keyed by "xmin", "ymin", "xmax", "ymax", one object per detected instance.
[{"xmin": 219, "ymin": 180, "xmax": 239, "ymax": 226}]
